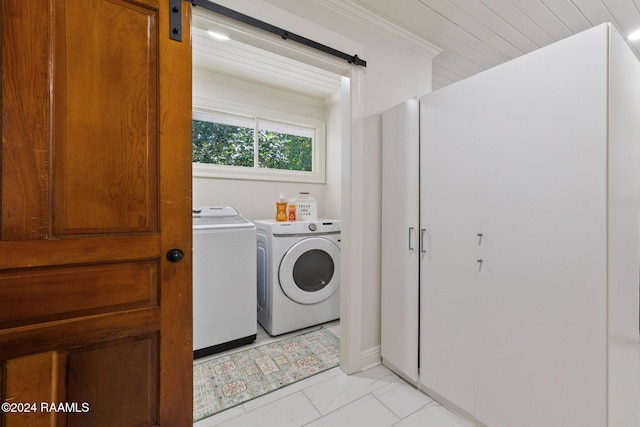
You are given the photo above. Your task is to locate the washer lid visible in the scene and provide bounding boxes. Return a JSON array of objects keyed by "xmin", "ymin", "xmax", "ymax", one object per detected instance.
[
  {"xmin": 193, "ymin": 206, "xmax": 239, "ymax": 217},
  {"xmin": 193, "ymin": 206, "xmax": 254, "ymax": 229}
]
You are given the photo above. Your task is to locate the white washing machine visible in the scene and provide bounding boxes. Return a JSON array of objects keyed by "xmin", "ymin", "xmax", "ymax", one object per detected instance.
[
  {"xmin": 193, "ymin": 206, "xmax": 256, "ymax": 358},
  {"xmin": 254, "ymin": 219, "xmax": 340, "ymax": 336}
]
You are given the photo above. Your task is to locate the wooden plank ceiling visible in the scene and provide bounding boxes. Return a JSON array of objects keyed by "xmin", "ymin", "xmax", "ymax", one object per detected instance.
[
  {"xmin": 192, "ymin": 9, "xmax": 342, "ymax": 103},
  {"xmin": 194, "ymin": 1, "xmax": 640, "ymax": 94},
  {"xmin": 349, "ymin": 0, "xmax": 640, "ymax": 89}
]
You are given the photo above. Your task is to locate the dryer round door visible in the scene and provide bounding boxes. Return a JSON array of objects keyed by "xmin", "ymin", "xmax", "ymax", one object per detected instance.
[{"xmin": 278, "ymin": 237, "xmax": 340, "ymax": 304}]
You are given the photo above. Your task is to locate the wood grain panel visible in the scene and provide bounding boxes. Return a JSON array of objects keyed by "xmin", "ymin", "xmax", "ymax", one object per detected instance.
[
  {"xmin": 157, "ymin": 1, "xmax": 194, "ymax": 424},
  {"xmin": 0, "ymin": 0, "xmax": 51, "ymax": 241},
  {"xmin": 67, "ymin": 336, "xmax": 158, "ymax": 427},
  {"xmin": 3, "ymin": 352, "xmax": 61, "ymax": 427},
  {"xmin": 53, "ymin": 0, "xmax": 159, "ymax": 235},
  {"xmin": 0, "ymin": 261, "xmax": 158, "ymax": 328},
  {"xmin": 0, "ymin": 235, "xmax": 160, "ymax": 270},
  {"xmin": 1, "ymin": 0, "xmax": 192, "ymax": 424},
  {"xmin": 0, "ymin": 308, "xmax": 159, "ymax": 360}
]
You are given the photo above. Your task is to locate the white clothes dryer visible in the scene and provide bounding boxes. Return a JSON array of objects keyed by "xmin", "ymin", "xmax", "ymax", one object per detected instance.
[{"xmin": 254, "ymin": 219, "xmax": 340, "ymax": 336}]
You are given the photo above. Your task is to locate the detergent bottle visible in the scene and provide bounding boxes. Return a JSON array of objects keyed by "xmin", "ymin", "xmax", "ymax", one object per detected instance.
[
  {"xmin": 287, "ymin": 199, "xmax": 297, "ymax": 221},
  {"xmin": 275, "ymin": 193, "xmax": 287, "ymax": 222}
]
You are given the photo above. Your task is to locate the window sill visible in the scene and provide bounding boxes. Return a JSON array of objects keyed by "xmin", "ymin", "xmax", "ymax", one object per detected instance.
[{"xmin": 192, "ymin": 163, "xmax": 326, "ymax": 184}]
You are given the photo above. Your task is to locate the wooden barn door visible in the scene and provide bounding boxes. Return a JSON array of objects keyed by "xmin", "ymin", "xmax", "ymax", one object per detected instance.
[{"xmin": 0, "ymin": 0, "xmax": 193, "ymax": 425}]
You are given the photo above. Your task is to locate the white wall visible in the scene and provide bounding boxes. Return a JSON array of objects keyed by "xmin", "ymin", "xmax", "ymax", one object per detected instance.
[
  {"xmin": 324, "ymin": 99, "xmax": 342, "ymax": 219},
  {"xmin": 199, "ymin": 0, "xmax": 437, "ymax": 369},
  {"xmin": 192, "ymin": 67, "xmax": 341, "ymax": 221},
  {"xmin": 360, "ymin": 114, "xmax": 382, "ymax": 362}
]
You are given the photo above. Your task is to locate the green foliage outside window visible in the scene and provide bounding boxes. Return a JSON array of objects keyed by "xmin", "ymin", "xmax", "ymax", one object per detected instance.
[
  {"xmin": 192, "ymin": 119, "xmax": 313, "ymax": 172},
  {"xmin": 258, "ymin": 130, "xmax": 312, "ymax": 171},
  {"xmin": 192, "ymin": 120, "xmax": 254, "ymax": 167}
]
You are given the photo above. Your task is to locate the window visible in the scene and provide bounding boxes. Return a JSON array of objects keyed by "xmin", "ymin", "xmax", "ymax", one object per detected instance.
[
  {"xmin": 192, "ymin": 113, "xmax": 254, "ymax": 167},
  {"xmin": 192, "ymin": 110, "xmax": 325, "ymax": 183}
]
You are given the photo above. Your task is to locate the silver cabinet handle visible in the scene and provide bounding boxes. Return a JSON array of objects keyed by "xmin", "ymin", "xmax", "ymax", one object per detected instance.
[
  {"xmin": 421, "ymin": 229, "xmax": 427, "ymax": 253},
  {"xmin": 409, "ymin": 227, "xmax": 415, "ymax": 251}
]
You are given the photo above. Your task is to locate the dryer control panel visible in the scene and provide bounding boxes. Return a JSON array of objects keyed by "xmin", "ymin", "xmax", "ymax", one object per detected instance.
[{"xmin": 258, "ymin": 220, "xmax": 341, "ymax": 235}]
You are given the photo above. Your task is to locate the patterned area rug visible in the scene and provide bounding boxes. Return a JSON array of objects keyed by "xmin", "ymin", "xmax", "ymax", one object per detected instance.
[{"xmin": 193, "ymin": 327, "xmax": 340, "ymax": 422}]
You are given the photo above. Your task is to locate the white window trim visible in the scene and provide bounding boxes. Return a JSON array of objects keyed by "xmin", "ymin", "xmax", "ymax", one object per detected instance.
[{"xmin": 192, "ymin": 103, "xmax": 326, "ymax": 184}]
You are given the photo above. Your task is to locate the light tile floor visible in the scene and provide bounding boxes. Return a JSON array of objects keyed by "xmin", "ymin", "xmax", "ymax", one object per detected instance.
[{"xmin": 194, "ymin": 321, "xmax": 472, "ymax": 427}]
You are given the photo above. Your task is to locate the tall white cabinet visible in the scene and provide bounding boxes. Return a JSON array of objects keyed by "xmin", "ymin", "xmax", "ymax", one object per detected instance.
[
  {"xmin": 380, "ymin": 98, "xmax": 420, "ymax": 384},
  {"xmin": 381, "ymin": 23, "xmax": 640, "ymax": 427}
]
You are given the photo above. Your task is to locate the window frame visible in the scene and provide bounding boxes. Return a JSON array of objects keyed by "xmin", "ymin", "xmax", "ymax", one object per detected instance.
[{"xmin": 192, "ymin": 106, "xmax": 326, "ymax": 183}]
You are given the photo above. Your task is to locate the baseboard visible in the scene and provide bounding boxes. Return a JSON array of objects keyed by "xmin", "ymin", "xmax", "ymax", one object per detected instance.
[
  {"xmin": 418, "ymin": 383, "xmax": 476, "ymax": 426},
  {"xmin": 360, "ymin": 345, "xmax": 381, "ymax": 371},
  {"xmin": 381, "ymin": 358, "xmax": 418, "ymax": 386}
]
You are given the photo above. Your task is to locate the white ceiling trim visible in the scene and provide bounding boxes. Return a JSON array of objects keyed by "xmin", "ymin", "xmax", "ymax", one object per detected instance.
[{"xmin": 315, "ymin": 0, "xmax": 443, "ymax": 58}]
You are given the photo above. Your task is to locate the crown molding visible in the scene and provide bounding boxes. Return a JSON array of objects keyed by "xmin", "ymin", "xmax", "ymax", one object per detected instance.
[{"xmin": 315, "ymin": 0, "xmax": 442, "ymax": 58}]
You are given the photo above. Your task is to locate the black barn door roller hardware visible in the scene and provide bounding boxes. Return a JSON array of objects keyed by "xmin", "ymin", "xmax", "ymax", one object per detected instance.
[{"xmin": 169, "ymin": 0, "xmax": 367, "ymax": 67}]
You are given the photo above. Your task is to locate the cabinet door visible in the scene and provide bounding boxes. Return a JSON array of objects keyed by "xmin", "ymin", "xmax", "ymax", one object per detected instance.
[
  {"xmin": 607, "ymin": 26, "xmax": 640, "ymax": 426},
  {"xmin": 473, "ymin": 25, "xmax": 609, "ymax": 427},
  {"xmin": 419, "ymin": 88, "xmax": 477, "ymax": 416},
  {"xmin": 381, "ymin": 99, "xmax": 420, "ymax": 382}
]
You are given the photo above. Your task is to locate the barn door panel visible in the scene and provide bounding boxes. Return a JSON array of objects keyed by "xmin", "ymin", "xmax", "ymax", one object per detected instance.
[{"xmin": 0, "ymin": 0, "xmax": 192, "ymax": 425}]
